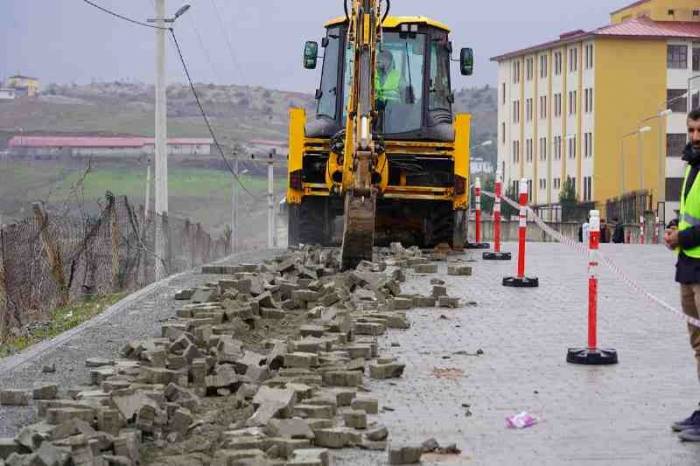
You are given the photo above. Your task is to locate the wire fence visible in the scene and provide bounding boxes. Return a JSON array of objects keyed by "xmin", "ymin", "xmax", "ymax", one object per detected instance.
[{"xmin": 0, "ymin": 192, "xmax": 230, "ymax": 338}]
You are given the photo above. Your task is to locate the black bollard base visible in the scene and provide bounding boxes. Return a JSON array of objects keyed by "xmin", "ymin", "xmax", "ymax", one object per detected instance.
[
  {"xmin": 502, "ymin": 276, "xmax": 539, "ymax": 288},
  {"xmin": 466, "ymin": 242, "xmax": 491, "ymax": 250},
  {"xmin": 483, "ymin": 251, "xmax": 512, "ymax": 261},
  {"xmin": 566, "ymin": 347, "xmax": 618, "ymax": 365}
]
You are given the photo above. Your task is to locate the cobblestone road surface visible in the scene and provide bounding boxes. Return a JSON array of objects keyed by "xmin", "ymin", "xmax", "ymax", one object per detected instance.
[
  {"xmin": 1, "ymin": 242, "xmax": 698, "ymax": 465},
  {"xmin": 338, "ymin": 242, "xmax": 700, "ymax": 465}
]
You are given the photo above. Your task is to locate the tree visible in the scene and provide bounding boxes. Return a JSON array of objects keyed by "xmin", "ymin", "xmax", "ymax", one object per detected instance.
[{"xmin": 559, "ymin": 177, "xmax": 579, "ymax": 221}]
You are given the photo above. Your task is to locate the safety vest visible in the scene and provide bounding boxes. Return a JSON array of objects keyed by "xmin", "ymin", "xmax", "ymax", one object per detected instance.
[
  {"xmin": 679, "ymin": 164, "xmax": 700, "ymax": 258},
  {"xmin": 376, "ymin": 69, "xmax": 400, "ymax": 102}
]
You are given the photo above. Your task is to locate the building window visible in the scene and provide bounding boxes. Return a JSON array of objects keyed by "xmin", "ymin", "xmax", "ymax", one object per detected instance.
[
  {"xmin": 539, "ymin": 178, "xmax": 547, "ymax": 190},
  {"xmin": 584, "ymin": 132, "xmax": 593, "ymax": 158},
  {"xmin": 667, "ymin": 133, "xmax": 687, "ymax": 157},
  {"xmin": 668, "ymin": 9, "xmax": 675, "ymax": 16},
  {"xmin": 540, "ymin": 54, "xmax": 548, "ymax": 78},
  {"xmin": 554, "ymin": 51, "xmax": 562, "ymax": 75},
  {"xmin": 667, "ymin": 45, "xmax": 688, "ymax": 69},
  {"xmin": 539, "ymin": 95, "xmax": 547, "ymax": 119},
  {"xmin": 569, "ymin": 47, "xmax": 578, "ymax": 72},
  {"xmin": 513, "ymin": 61, "xmax": 521, "ymax": 83},
  {"xmin": 553, "ymin": 177, "xmax": 561, "ymax": 190},
  {"xmin": 568, "ymin": 90, "xmax": 577, "ymax": 115},
  {"xmin": 584, "ymin": 88, "xmax": 594, "ymax": 113},
  {"xmin": 554, "ymin": 93, "xmax": 562, "ymax": 117},
  {"xmin": 513, "ymin": 140, "xmax": 520, "ymax": 162},
  {"xmin": 527, "ymin": 179, "xmax": 533, "ymax": 201},
  {"xmin": 554, "ymin": 135, "xmax": 562, "ymax": 160},
  {"xmin": 693, "ymin": 47, "xmax": 700, "ymax": 72},
  {"xmin": 584, "ymin": 44, "xmax": 594, "ymax": 69},
  {"xmin": 693, "ymin": 9, "xmax": 699, "ymax": 16},
  {"xmin": 526, "ymin": 57, "xmax": 534, "ymax": 81},
  {"xmin": 526, "ymin": 138, "xmax": 533, "ymax": 162},
  {"xmin": 513, "ymin": 100, "xmax": 520, "ymax": 123},
  {"xmin": 526, "ymin": 98, "xmax": 533, "ymax": 121},
  {"xmin": 666, "ymin": 178, "xmax": 683, "ymax": 202},
  {"xmin": 571, "ymin": 176, "xmax": 576, "ymax": 193},
  {"xmin": 568, "ymin": 136, "xmax": 577, "ymax": 159},
  {"xmin": 501, "ymin": 122, "xmax": 506, "ymax": 144},
  {"xmin": 501, "ymin": 82, "xmax": 506, "ymax": 105},
  {"xmin": 583, "ymin": 176, "xmax": 592, "ymax": 201},
  {"xmin": 668, "ymin": 89, "xmax": 688, "ymax": 113},
  {"xmin": 539, "ymin": 137, "xmax": 547, "ymax": 161}
]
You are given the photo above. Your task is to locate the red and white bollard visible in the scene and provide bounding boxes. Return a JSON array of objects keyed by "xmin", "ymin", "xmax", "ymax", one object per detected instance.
[
  {"xmin": 483, "ymin": 171, "xmax": 511, "ymax": 261},
  {"xmin": 639, "ymin": 215, "xmax": 645, "ymax": 245},
  {"xmin": 503, "ymin": 178, "xmax": 538, "ymax": 287},
  {"xmin": 467, "ymin": 178, "xmax": 490, "ymax": 249},
  {"xmin": 567, "ymin": 210, "xmax": 618, "ymax": 365}
]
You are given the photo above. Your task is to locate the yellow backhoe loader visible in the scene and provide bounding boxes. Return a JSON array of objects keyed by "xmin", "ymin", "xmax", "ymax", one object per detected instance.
[{"xmin": 287, "ymin": 0, "xmax": 474, "ymax": 269}]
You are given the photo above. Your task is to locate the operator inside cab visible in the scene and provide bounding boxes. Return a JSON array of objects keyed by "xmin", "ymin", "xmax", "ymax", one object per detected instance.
[{"xmin": 376, "ymin": 49, "xmax": 401, "ymax": 109}]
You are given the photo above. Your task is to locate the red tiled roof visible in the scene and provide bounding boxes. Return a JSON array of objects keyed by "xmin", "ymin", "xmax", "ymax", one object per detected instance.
[
  {"xmin": 8, "ymin": 136, "xmax": 213, "ymax": 148},
  {"xmin": 595, "ymin": 17, "xmax": 700, "ymax": 38},
  {"xmin": 8, "ymin": 136, "xmax": 145, "ymax": 148},
  {"xmin": 491, "ymin": 17, "xmax": 700, "ymax": 61}
]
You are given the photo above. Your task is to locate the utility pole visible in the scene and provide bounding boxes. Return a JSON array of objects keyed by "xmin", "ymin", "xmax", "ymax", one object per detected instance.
[
  {"xmin": 267, "ymin": 149, "xmax": 276, "ymax": 249},
  {"xmin": 231, "ymin": 154, "xmax": 239, "ymax": 253},
  {"xmin": 154, "ymin": 0, "xmax": 168, "ymax": 280},
  {"xmin": 144, "ymin": 160, "xmax": 152, "ymax": 221}
]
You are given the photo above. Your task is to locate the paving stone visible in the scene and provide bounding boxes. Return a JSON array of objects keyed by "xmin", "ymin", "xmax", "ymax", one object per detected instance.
[
  {"xmin": 343, "ymin": 410, "xmax": 367, "ymax": 429},
  {"xmin": 284, "ymin": 353, "xmax": 319, "ymax": 369},
  {"xmin": 0, "ymin": 390, "xmax": 30, "ymax": 406},
  {"xmin": 46, "ymin": 408, "xmax": 95, "ymax": 426},
  {"xmin": 447, "ymin": 265, "xmax": 472, "ymax": 276},
  {"xmin": 388, "ymin": 446, "xmax": 422, "ymax": 464},
  {"xmin": 321, "ymin": 371, "xmax": 362, "ymax": 387},
  {"xmin": 265, "ymin": 418, "xmax": 315, "ymax": 440},
  {"xmin": 438, "ymin": 296, "xmax": 460, "ymax": 308},
  {"xmin": 313, "ymin": 428, "xmax": 361, "ymax": 449},
  {"xmin": 287, "ymin": 448, "xmax": 330, "ymax": 466},
  {"xmin": 365, "ymin": 425, "xmax": 389, "ymax": 441},
  {"xmin": 392, "ymin": 297, "xmax": 413, "ymax": 310},
  {"xmin": 351, "ymin": 396, "xmax": 378, "ymax": 414},
  {"xmin": 32, "ymin": 384, "xmax": 58, "ymax": 401},
  {"xmin": 353, "ymin": 322, "xmax": 386, "ymax": 336},
  {"xmin": 293, "ymin": 404, "xmax": 334, "ymax": 420},
  {"xmin": 369, "ymin": 362, "xmax": 406, "ymax": 379}
]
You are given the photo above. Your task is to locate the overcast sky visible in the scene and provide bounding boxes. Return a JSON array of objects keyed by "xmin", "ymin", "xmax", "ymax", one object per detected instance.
[{"xmin": 1, "ymin": 0, "xmax": 627, "ymax": 92}]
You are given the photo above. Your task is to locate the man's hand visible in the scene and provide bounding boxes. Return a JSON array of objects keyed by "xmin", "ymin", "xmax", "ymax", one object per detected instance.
[{"xmin": 664, "ymin": 228, "xmax": 680, "ymax": 250}]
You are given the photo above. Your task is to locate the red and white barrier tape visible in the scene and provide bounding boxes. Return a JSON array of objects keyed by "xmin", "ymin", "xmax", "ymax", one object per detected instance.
[{"xmin": 482, "ymin": 190, "xmax": 700, "ymax": 329}]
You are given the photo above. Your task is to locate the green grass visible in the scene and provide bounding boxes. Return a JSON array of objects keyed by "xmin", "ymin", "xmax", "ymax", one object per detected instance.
[{"xmin": 0, "ymin": 292, "xmax": 127, "ymax": 358}]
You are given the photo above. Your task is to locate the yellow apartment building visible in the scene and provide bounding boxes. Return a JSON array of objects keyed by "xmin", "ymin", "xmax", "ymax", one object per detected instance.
[
  {"xmin": 6, "ymin": 75, "xmax": 39, "ymax": 97},
  {"xmin": 492, "ymin": 0, "xmax": 700, "ymax": 222}
]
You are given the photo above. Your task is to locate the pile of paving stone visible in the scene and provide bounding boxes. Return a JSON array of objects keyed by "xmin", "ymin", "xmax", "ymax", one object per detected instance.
[{"xmin": 0, "ymin": 244, "xmax": 472, "ymax": 466}]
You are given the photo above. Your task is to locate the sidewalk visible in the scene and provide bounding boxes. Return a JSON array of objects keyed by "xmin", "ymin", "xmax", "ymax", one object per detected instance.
[{"xmin": 339, "ymin": 242, "xmax": 700, "ymax": 465}]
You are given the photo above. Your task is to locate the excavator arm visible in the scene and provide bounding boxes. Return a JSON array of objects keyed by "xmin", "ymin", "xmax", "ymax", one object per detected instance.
[{"xmin": 340, "ymin": 0, "xmax": 386, "ymax": 270}]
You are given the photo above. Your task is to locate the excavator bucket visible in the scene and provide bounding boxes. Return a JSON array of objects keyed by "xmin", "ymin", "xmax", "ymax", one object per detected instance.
[{"xmin": 340, "ymin": 191, "xmax": 376, "ymax": 269}]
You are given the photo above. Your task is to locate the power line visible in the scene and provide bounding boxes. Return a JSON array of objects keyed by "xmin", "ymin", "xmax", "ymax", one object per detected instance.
[
  {"xmin": 79, "ymin": 0, "xmax": 260, "ymax": 200},
  {"xmin": 169, "ymin": 30, "xmax": 260, "ymax": 199},
  {"xmin": 80, "ymin": 0, "xmax": 167, "ymax": 30},
  {"xmin": 209, "ymin": 0, "xmax": 244, "ymax": 84}
]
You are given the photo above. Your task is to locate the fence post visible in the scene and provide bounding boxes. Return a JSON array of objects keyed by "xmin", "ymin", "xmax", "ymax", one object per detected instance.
[
  {"xmin": 0, "ymin": 226, "xmax": 8, "ymax": 338},
  {"xmin": 33, "ymin": 202, "xmax": 69, "ymax": 306},
  {"xmin": 163, "ymin": 212, "xmax": 172, "ymax": 276},
  {"xmin": 196, "ymin": 223, "xmax": 203, "ymax": 266},
  {"xmin": 110, "ymin": 196, "xmax": 121, "ymax": 290}
]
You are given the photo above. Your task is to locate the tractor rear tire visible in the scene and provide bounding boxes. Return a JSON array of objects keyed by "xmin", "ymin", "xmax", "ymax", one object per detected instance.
[
  {"xmin": 425, "ymin": 202, "xmax": 455, "ymax": 248},
  {"xmin": 298, "ymin": 197, "xmax": 332, "ymax": 246}
]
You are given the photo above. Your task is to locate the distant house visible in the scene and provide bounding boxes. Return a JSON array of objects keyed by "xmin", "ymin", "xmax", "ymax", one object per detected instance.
[
  {"xmin": 470, "ymin": 157, "xmax": 494, "ymax": 176},
  {"xmin": 0, "ymin": 88, "xmax": 16, "ymax": 100},
  {"xmin": 7, "ymin": 136, "xmax": 213, "ymax": 159},
  {"xmin": 6, "ymin": 75, "xmax": 39, "ymax": 97}
]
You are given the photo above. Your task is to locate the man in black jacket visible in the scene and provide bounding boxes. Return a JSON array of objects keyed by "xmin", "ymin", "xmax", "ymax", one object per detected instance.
[{"xmin": 666, "ymin": 109, "xmax": 700, "ymax": 441}]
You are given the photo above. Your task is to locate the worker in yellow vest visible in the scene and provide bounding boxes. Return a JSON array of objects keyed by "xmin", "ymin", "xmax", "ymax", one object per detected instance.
[
  {"xmin": 666, "ymin": 108, "xmax": 700, "ymax": 441},
  {"xmin": 376, "ymin": 49, "xmax": 401, "ymax": 108}
]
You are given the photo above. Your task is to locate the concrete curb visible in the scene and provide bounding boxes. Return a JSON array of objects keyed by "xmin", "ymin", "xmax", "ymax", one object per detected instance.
[{"xmin": 0, "ymin": 270, "xmax": 190, "ymax": 376}]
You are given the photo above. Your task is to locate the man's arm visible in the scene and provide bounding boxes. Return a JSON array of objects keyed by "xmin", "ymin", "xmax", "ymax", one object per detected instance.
[{"xmin": 679, "ymin": 226, "xmax": 700, "ymax": 249}]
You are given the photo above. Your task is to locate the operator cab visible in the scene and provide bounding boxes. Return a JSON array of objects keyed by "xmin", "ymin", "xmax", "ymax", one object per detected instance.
[{"xmin": 303, "ymin": 16, "xmax": 473, "ymax": 142}]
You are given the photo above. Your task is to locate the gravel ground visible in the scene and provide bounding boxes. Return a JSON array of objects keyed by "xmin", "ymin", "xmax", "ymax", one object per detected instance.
[{"xmin": 0, "ymin": 249, "xmax": 282, "ymax": 438}]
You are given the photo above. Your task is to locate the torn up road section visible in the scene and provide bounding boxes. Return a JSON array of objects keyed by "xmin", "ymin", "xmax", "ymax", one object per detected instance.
[{"xmin": 0, "ymin": 243, "xmax": 473, "ymax": 465}]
